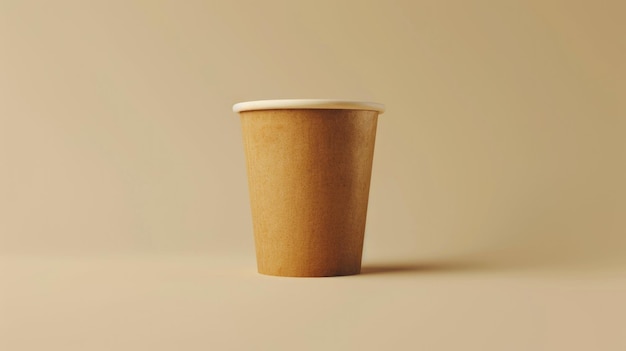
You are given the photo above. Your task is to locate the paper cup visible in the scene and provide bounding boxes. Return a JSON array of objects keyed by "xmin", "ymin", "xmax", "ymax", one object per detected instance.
[{"xmin": 233, "ymin": 99, "xmax": 385, "ymax": 277}]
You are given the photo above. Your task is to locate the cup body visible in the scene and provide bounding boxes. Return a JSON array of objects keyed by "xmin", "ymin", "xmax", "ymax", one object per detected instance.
[{"xmin": 236, "ymin": 101, "xmax": 382, "ymax": 277}]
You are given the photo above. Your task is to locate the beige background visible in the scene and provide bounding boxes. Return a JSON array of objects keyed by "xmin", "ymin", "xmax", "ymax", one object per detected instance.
[{"xmin": 1, "ymin": 0, "xmax": 625, "ymax": 350}]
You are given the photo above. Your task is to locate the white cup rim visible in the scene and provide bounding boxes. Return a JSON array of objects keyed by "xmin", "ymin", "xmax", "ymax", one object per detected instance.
[{"xmin": 233, "ymin": 99, "xmax": 385, "ymax": 114}]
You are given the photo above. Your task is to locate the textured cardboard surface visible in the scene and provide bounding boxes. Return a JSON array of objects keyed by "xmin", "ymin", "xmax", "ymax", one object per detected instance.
[{"xmin": 240, "ymin": 109, "xmax": 379, "ymax": 276}]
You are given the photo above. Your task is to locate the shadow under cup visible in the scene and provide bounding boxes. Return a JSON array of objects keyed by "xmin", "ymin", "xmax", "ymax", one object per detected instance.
[{"xmin": 235, "ymin": 100, "xmax": 384, "ymax": 277}]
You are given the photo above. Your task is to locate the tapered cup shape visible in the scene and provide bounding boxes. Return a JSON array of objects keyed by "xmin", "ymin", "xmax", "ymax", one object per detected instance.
[{"xmin": 234, "ymin": 100, "xmax": 384, "ymax": 277}]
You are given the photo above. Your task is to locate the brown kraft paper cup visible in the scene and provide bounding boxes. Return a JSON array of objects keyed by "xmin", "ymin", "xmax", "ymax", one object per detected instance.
[{"xmin": 233, "ymin": 100, "xmax": 385, "ymax": 277}]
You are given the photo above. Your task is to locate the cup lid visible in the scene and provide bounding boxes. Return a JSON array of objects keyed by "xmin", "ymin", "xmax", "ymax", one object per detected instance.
[{"xmin": 232, "ymin": 99, "xmax": 385, "ymax": 114}]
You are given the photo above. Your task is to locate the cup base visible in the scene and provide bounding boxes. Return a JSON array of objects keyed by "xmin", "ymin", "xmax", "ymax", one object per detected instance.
[{"xmin": 257, "ymin": 267, "xmax": 361, "ymax": 278}]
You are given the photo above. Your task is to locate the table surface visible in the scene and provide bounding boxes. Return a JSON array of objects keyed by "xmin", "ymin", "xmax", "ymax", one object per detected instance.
[{"xmin": 2, "ymin": 254, "xmax": 625, "ymax": 351}]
